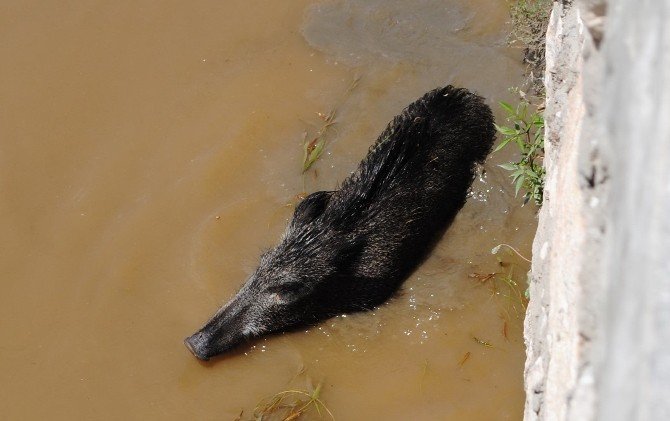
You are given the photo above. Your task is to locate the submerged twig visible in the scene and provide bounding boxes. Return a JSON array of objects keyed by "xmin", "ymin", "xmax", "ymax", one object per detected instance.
[
  {"xmin": 473, "ymin": 336, "xmax": 494, "ymax": 348},
  {"xmin": 458, "ymin": 352, "xmax": 472, "ymax": 367}
]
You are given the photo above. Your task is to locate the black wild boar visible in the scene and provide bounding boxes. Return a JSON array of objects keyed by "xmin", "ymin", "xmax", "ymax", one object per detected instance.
[{"xmin": 185, "ymin": 86, "xmax": 495, "ymax": 360}]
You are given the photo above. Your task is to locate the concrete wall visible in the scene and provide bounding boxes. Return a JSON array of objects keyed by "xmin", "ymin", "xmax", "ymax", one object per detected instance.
[{"xmin": 524, "ymin": 0, "xmax": 670, "ymax": 419}]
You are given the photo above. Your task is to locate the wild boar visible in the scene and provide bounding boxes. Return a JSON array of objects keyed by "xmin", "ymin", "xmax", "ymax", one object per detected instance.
[{"xmin": 185, "ymin": 86, "xmax": 495, "ymax": 360}]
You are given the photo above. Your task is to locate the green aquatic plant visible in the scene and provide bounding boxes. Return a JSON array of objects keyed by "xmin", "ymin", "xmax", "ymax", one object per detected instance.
[
  {"xmin": 491, "ymin": 243, "xmax": 532, "ymax": 303},
  {"xmin": 469, "ymin": 244, "xmax": 531, "ymax": 322},
  {"xmin": 302, "ymin": 113, "xmax": 334, "ymax": 173},
  {"xmin": 494, "ymin": 98, "xmax": 545, "ymax": 206},
  {"xmin": 301, "ymin": 76, "xmax": 361, "ymax": 173},
  {"xmin": 249, "ymin": 382, "xmax": 334, "ymax": 421}
]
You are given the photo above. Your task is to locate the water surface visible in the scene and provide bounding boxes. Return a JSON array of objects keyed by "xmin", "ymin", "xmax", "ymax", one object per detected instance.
[{"xmin": 0, "ymin": 1, "xmax": 534, "ymax": 419}]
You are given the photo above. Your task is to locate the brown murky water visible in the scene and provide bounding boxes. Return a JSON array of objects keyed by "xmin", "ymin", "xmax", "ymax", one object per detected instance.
[{"xmin": 0, "ymin": 1, "xmax": 535, "ymax": 419}]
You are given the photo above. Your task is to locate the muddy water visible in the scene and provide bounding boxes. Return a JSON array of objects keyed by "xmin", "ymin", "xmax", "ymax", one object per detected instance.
[{"xmin": 0, "ymin": 1, "xmax": 535, "ymax": 419}]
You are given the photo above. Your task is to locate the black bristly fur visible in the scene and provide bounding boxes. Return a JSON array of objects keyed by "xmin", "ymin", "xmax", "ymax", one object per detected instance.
[{"xmin": 185, "ymin": 86, "xmax": 495, "ymax": 360}]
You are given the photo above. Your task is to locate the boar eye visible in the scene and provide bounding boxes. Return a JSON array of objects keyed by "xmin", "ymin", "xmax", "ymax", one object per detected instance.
[{"xmin": 267, "ymin": 282, "xmax": 304, "ymax": 296}]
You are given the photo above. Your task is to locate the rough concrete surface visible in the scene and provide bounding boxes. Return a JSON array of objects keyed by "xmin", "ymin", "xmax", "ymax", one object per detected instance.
[{"xmin": 525, "ymin": 0, "xmax": 670, "ymax": 419}]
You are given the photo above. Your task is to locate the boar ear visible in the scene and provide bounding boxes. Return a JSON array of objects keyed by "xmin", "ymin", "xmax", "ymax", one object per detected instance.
[{"xmin": 291, "ymin": 191, "xmax": 333, "ymax": 225}]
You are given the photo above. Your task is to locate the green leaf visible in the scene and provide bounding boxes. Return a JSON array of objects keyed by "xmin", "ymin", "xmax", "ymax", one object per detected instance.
[
  {"xmin": 494, "ymin": 123, "xmax": 518, "ymax": 136},
  {"xmin": 518, "ymin": 103, "xmax": 528, "ymax": 120},
  {"xmin": 493, "ymin": 136, "xmax": 514, "ymax": 153},
  {"xmin": 514, "ymin": 174, "xmax": 525, "ymax": 197},
  {"xmin": 514, "ymin": 136, "xmax": 526, "ymax": 151},
  {"xmin": 302, "ymin": 136, "xmax": 326, "ymax": 172},
  {"xmin": 499, "ymin": 101, "xmax": 515, "ymax": 114},
  {"xmin": 498, "ymin": 163, "xmax": 517, "ymax": 171},
  {"xmin": 510, "ymin": 169, "xmax": 524, "ymax": 178}
]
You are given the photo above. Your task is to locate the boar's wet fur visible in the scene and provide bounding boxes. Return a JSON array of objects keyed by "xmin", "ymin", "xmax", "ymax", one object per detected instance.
[{"xmin": 185, "ymin": 86, "xmax": 495, "ymax": 360}]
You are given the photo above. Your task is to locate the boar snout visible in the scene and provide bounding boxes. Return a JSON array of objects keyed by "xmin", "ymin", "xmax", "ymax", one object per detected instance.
[
  {"xmin": 184, "ymin": 326, "xmax": 247, "ymax": 361},
  {"xmin": 184, "ymin": 331, "xmax": 213, "ymax": 361},
  {"xmin": 185, "ymin": 294, "xmax": 255, "ymax": 360}
]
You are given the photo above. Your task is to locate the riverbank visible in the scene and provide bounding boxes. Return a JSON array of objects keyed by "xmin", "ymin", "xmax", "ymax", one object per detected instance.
[{"xmin": 524, "ymin": 0, "xmax": 670, "ymax": 419}]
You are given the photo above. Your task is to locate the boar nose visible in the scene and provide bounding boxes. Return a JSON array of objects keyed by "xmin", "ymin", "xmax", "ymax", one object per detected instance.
[{"xmin": 184, "ymin": 332, "xmax": 211, "ymax": 361}]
